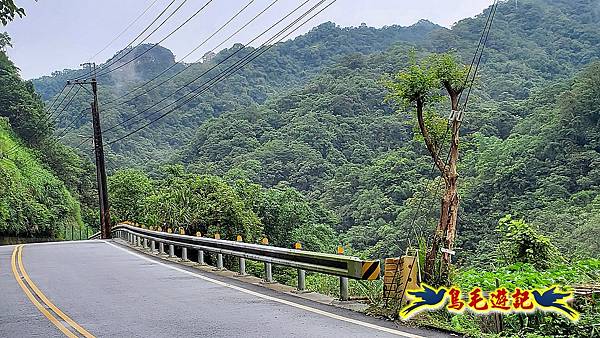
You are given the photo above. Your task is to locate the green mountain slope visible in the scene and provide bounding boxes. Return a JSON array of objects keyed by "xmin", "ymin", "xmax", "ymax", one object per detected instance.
[
  {"xmin": 0, "ymin": 50, "xmax": 97, "ymax": 236},
  {"xmin": 0, "ymin": 118, "xmax": 82, "ymax": 236},
  {"xmin": 177, "ymin": 0, "xmax": 600, "ymax": 261},
  {"xmin": 30, "ymin": 1, "xmax": 600, "ymax": 171},
  {"xmin": 31, "ymin": 21, "xmax": 442, "ymax": 168}
]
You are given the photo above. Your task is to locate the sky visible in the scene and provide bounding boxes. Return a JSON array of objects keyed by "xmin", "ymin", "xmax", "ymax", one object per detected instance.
[{"xmin": 4, "ymin": 0, "xmax": 494, "ymax": 79}]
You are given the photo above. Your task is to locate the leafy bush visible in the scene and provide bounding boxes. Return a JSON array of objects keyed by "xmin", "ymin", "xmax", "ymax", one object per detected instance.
[{"xmin": 496, "ymin": 215, "xmax": 559, "ymax": 270}]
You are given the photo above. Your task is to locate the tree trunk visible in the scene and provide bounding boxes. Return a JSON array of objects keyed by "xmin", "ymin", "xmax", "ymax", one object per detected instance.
[{"xmin": 423, "ymin": 91, "xmax": 461, "ymax": 285}]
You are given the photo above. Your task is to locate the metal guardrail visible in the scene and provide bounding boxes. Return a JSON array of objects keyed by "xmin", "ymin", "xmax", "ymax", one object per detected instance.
[
  {"xmin": 112, "ymin": 223, "xmax": 379, "ymax": 280},
  {"xmin": 88, "ymin": 232, "xmax": 101, "ymax": 240},
  {"xmin": 110, "ymin": 223, "xmax": 380, "ymax": 301}
]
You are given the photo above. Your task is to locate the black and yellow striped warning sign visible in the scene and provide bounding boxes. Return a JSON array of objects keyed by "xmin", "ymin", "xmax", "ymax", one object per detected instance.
[{"xmin": 361, "ymin": 260, "xmax": 381, "ymax": 280}]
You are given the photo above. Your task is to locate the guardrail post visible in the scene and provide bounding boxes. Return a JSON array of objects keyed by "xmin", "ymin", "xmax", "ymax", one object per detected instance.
[
  {"xmin": 264, "ymin": 262, "xmax": 273, "ymax": 283},
  {"xmin": 298, "ymin": 269, "xmax": 306, "ymax": 291},
  {"xmin": 159, "ymin": 242, "xmax": 165, "ymax": 255},
  {"xmin": 338, "ymin": 246, "xmax": 349, "ymax": 301},
  {"xmin": 214, "ymin": 234, "xmax": 224, "ymax": 270},
  {"xmin": 143, "ymin": 238, "xmax": 148, "ymax": 250},
  {"xmin": 340, "ymin": 277, "xmax": 349, "ymax": 301},
  {"xmin": 151, "ymin": 240, "xmax": 156, "ymax": 253},
  {"xmin": 198, "ymin": 250, "xmax": 205, "ymax": 265},
  {"xmin": 237, "ymin": 235, "xmax": 246, "ymax": 275},
  {"xmin": 169, "ymin": 244, "xmax": 175, "ymax": 258},
  {"xmin": 182, "ymin": 247, "xmax": 188, "ymax": 261},
  {"xmin": 195, "ymin": 232, "xmax": 205, "ymax": 265},
  {"xmin": 261, "ymin": 237, "xmax": 273, "ymax": 282},
  {"xmin": 217, "ymin": 253, "xmax": 224, "ymax": 270},
  {"xmin": 294, "ymin": 242, "xmax": 306, "ymax": 291},
  {"xmin": 239, "ymin": 256, "xmax": 246, "ymax": 275}
]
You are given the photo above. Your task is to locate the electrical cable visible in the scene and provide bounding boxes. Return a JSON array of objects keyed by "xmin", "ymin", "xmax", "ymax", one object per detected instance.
[
  {"xmin": 6, "ymin": 84, "xmax": 82, "ymax": 154},
  {"xmin": 44, "ymin": 84, "xmax": 68, "ymax": 113},
  {"xmin": 101, "ymin": 0, "xmax": 271, "ymax": 108},
  {"xmin": 87, "ymin": 0, "xmax": 311, "ymax": 141},
  {"xmin": 73, "ymin": 0, "xmax": 180, "ymax": 80},
  {"xmin": 388, "ymin": 0, "xmax": 499, "ymax": 302},
  {"xmin": 48, "ymin": 85, "xmax": 82, "ymax": 128},
  {"xmin": 55, "ymin": 107, "xmax": 89, "ymax": 140},
  {"xmin": 89, "ymin": 0, "xmax": 162, "ymax": 62},
  {"xmin": 94, "ymin": 0, "xmax": 214, "ymax": 78},
  {"xmin": 103, "ymin": 0, "xmax": 334, "ymax": 147},
  {"xmin": 42, "ymin": 84, "xmax": 74, "ymax": 123}
]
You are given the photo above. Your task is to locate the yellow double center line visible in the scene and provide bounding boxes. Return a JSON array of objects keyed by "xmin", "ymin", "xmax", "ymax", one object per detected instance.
[{"xmin": 11, "ymin": 245, "xmax": 95, "ymax": 338}]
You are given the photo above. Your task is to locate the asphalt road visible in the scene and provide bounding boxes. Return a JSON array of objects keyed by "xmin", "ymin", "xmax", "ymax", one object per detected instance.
[{"xmin": 0, "ymin": 240, "xmax": 453, "ymax": 338}]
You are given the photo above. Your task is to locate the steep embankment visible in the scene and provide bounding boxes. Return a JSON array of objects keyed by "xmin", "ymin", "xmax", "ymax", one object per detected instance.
[
  {"xmin": 0, "ymin": 50, "xmax": 94, "ymax": 237},
  {"xmin": 0, "ymin": 118, "xmax": 82, "ymax": 237}
]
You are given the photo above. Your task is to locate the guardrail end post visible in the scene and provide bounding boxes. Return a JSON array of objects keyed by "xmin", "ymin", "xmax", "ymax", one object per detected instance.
[
  {"xmin": 182, "ymin": 247, "xmax": 188, "ymax": 261},
  {"xmin": 340, "ymin": 277, "xmax": 349, "ymax": 301},
  {"xmin": 264, "ymin": 262, "xmax": 273, "ymax": 283},
  {"xmin": 297, "ymin": 269, "xmax": 306, "ymax": 291},
  {"xmin": 169, "ymin": 244, "xmax": 175, "ymax": 258}
]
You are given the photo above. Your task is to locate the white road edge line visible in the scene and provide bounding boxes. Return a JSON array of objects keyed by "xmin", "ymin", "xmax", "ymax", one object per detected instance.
[{"xmin": 103, "ymin": 240, "xmax": 426, "ymax": 338}]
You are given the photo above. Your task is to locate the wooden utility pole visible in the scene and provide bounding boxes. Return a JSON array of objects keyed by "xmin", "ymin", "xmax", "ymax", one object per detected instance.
[{"xmin": 68, "ymin": 63, "xmax": 111, "ymax": 239}]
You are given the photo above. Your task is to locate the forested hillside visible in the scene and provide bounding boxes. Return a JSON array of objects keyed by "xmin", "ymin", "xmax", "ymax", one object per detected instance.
[
  {"xmin": 0, "ymin": 50, "xmax": 96, "ymax": 236},
  {"xmin": 31, "ymin": 0, "xmax": 600, "ymax": 170},
  {"xmin": 0, "ymin": 118, "xmax": 81, "ymax": 236},
  {"xmin": 32, "ymin": 20, "xmax": 441, "ymax": 169},
  {"xmin": 179, "ymin": 49, "xmax": 600, "ymax": 261}
]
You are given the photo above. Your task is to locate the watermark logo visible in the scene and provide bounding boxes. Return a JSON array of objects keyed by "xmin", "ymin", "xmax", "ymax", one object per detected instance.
[{"xmin": 400, "ymin": 284, "xmax": 579, "ymax": 321}]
